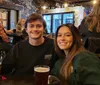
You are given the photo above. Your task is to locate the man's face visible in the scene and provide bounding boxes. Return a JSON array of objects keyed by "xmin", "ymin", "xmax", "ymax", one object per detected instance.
[{"xmin": 26, "ymin": 20, "xmax": 44, "ymax": 40}]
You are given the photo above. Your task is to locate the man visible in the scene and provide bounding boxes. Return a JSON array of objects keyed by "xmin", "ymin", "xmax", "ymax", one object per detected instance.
[{"xmin": 1, "ymin": 13, "xmax": 58, "ymax": 76}]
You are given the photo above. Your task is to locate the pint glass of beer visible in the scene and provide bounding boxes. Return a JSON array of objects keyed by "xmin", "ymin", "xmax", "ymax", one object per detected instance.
[{"xmin": 34, "ymin": 65, "xmax": 50, "ymax": 85}]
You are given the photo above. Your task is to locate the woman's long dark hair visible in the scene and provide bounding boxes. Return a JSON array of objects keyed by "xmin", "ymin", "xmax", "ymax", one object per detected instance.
[{"xmin": 55, "ymin": 24, "xmax": 84, "ymax": 84}]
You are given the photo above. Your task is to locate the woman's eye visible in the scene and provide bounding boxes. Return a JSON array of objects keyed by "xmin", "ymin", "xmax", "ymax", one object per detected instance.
[
  {"xmin": 66, "ymin": 35, "xmax": 71, "ymax": 36},
  {"xmin": 65, "ymin": 34, "xmax": 72, "ymax": 36},
  {"xmin": 57, "ymin": 34, "xmax": 61, "ymax": 37}
]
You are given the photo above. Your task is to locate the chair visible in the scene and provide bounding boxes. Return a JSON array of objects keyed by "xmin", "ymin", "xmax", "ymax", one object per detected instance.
[{"xmin": 84, "ymin": 37, "xmax": 100, "ymax": 57}]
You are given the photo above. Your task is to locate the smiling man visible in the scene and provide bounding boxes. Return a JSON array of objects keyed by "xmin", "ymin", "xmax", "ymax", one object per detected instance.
[{"xmin": 1, "ymin": 13, "xmax": 58, "ymax": 76}]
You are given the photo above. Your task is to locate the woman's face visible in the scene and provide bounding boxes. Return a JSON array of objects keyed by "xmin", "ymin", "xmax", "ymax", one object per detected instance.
[
  {"xmin": 57, "ymin": 26, "xmax": 73, "ymax": 51},
  {"xmin": 21, "ymin": 19, "xmax": 25, "ymax": 25}
]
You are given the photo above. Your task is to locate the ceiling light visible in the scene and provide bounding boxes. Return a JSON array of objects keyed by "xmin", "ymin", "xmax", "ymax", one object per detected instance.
[
  {"xmin": 93, "ymin": 0, "xmax": 97, "ymax": 4},
  {"xmin": 63, "ymin": 2, "xmax": 68, "ymax": 8},
  {"xmin": 42, "ymin": 5, "xmax": 47, "ymax": 10}
]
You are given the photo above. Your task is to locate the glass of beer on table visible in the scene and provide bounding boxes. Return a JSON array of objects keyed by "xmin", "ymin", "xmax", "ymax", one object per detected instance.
[{"xmin": 34, "ymin": 65, "xmax": 50, "ymax": 85}]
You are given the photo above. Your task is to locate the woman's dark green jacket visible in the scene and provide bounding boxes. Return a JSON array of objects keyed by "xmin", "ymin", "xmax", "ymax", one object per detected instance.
[{"xmin": 51, "ymin": 50, "xmax": 100, "ymax": 85}]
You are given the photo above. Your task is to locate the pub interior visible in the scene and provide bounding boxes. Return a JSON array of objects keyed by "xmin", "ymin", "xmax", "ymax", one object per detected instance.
[{"xmin": 0, "ymin": 0, "xmax": 100, "ymax": 85}]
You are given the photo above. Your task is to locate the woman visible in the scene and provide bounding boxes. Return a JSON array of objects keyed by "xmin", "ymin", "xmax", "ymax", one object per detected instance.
[
  {"xmin": 15, "ymin": 18, "xmax": 26, "ymax": 34},
  {"xmin": 51, "ymin": 24, "xmax": 100, "ymax": 85},
  {"xmin": 12, "ymin": 18, "xmax": 27, "ymax": 44},
  {"xmin": 79, "ymin": 1, "xmax": 100, "ymax": 46}
]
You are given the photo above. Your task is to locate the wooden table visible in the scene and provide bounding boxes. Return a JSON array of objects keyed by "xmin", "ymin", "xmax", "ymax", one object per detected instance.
[
  {"xmin": 0, "ymin": 75, "xmax": 35, "ymax": 85},
  {"xmin": 0, "ymin": 75, "xmax": 60, "ymax": 85}
]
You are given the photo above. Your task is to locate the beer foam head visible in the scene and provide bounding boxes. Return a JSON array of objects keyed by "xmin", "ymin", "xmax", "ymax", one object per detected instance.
[{"xmin": 34, "ymin": 67, "xmax": 50, "ymax": 73}]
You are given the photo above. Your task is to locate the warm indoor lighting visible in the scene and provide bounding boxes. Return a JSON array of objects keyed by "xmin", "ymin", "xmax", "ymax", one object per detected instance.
[
  {"xmin": 93, "ymin": 0, "xmax": 97, "ymax": 4},
  {"xmin": 42, "ymin": 5, "xmax": 47, "ymax": 10},
  {"xmin": 63, "ymin": 2, "xmax": 68, "ymax": 8}
]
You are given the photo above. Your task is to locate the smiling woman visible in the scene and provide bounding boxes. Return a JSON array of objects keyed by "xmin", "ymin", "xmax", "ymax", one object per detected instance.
[
  {"xmin": 51, "ymin": 23, "xmax": 100, "ymax": 85},
  {"xmin": 57, "ymin": 26, "xmax": 73, "ymax": 51}
]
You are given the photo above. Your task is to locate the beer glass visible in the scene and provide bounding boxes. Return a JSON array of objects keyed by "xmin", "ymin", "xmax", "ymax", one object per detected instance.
[{"xmin": 34, "ymin": 65, "xmax": 50, "ymax": 85}]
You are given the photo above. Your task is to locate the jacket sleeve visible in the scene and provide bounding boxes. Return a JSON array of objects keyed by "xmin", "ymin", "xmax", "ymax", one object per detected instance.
[
  {"xmin": 78, "ymin": 18, "xmax": 88, "ymax": 43},
  {"xmin": 75, "ymin": 51, "xmax": 100, "ymax": 85},
  {"xmin": 51, "ymin": 58, "xmax": 64, "ymax": 78},
  {"xmin": 1, "ymin": 45, "xmax": 17, "ymax": 75}
]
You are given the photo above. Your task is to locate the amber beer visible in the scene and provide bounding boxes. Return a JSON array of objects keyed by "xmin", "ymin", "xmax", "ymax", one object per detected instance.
[{"xmin": 34, "ymin": 65, "xmax": 50, "ymax": 85}]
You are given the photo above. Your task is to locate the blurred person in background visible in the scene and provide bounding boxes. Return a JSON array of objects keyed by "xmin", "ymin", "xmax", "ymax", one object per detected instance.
[
  {"xmin": 0, "ymin": 23, "xmax": 9, "ymax": 43},
  {"xmin": 51, "ymin": 24, "xmax": 100, "ymax": 85},
  {"xmin": 14, "ymin": 18, "xmax": 26, "ymax": 35},
  {"xmin": 11, "ymin": 18, "xmax": 28, "ymax": 44},
  {"xmin": 79, "ymin": 1, "xmax": 100, "ymax": 44},
  {"xmin": 1, "ymin": 13, "xmax": 58, "ymax": 76},
  {"xmin": 0, "ymin": 23, "xmax": 12, "ymax": 57}
]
